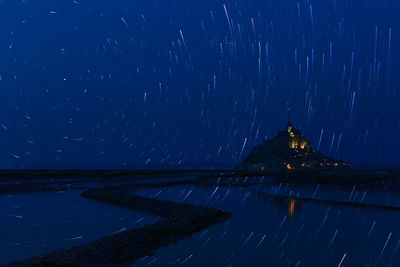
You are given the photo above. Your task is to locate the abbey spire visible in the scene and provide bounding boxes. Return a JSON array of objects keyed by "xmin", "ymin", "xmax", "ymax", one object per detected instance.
[{"xmin": 286, "ymin": 107, "xmax": 293, "ymax": 132}]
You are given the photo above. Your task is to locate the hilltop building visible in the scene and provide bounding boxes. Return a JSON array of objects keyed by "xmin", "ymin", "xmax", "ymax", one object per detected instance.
[{"xmin": 236, "ymin": 110, "xmax": 347, "ymax": 171}]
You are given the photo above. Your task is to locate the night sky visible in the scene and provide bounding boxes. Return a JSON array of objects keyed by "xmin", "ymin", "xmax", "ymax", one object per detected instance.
[{"xmin": 0, "ymin": 0, "xmax": 399, "ymax": 169}]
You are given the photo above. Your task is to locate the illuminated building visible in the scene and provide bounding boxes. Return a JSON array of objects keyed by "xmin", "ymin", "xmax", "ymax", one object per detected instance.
[
  {"xmin": 235, "ymin": 108, "xmax": 348, "ymax": 171},
  {"xmin": 286, "ymin": 110, "xmax": 310, "ymax": 151}
]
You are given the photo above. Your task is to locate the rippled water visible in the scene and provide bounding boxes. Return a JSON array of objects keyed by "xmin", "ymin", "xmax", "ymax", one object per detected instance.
[
  {"xmin": 133, "ymin": 185, "xmax": 400, "ymax": 266},
  {"xmin": 0, "ymin": 190, "xmax": 160, "ymax": 264}
]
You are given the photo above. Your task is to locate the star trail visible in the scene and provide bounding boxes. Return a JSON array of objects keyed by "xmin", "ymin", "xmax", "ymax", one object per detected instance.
[{"xmin": 0, "ymin": 0, "xmax": 399, "ymax": 168}]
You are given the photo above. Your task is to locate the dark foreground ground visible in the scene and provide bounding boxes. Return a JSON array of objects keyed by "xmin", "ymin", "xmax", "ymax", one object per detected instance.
[
  {"xmin": 1, "ymin": 168, "xmax": 400, "ymax": 266},
  {"xmin": 7, "ymin": 189, "xmax": 230, "ymax": 266}
]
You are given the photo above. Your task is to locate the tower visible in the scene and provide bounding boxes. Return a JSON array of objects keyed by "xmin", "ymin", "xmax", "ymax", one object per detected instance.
[{"xmin": 286, "ymin": 108, "xmax": 293, "ymax": 132}]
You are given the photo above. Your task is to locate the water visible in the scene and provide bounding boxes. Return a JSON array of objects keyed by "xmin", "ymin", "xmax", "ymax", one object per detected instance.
[
  {"xmin": 133, "ymin": 185, "xmax": 400, "ymax": 266},
  {"xmin": 0, "ymin": 190, "xmax": 160, "ymax": 264},
  {"xmin": 251, "ymin": 183, "xmax": 400, "ymax": 208}
]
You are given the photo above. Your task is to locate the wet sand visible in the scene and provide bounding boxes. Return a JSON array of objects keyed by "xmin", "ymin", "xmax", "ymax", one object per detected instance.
[{"xmin": 6, "ymin": 188, "xmax": 231, "ymax": 266}]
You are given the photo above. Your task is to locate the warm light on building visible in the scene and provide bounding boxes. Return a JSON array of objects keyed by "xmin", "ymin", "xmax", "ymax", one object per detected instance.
[
  {"xmin": 300, "ymin": 141, "xmax": 306, "ymax": 149},
  {"xmin": 291, "ymin": 139, "xmax": 299, "ymax": 148},
  {"xmin": 286, "ymin": 163, "xmax": 292, "ymax": 170}
]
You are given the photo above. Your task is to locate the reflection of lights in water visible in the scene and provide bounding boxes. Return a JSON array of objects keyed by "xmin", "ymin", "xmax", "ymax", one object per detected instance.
[{"xmin": 288, "ymin": 199, "xmax": 295, "ymax": 218}]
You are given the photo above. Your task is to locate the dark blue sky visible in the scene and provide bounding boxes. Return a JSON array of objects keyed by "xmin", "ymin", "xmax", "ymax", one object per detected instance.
[{"xmin": 0, "ymin": 0, "xmax": 399, "ymax": 168}]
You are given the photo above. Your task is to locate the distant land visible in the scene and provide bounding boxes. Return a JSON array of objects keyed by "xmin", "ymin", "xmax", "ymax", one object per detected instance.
[
  {"xmin": 17, "ymin": 162, "xmax": 236, "ymax": 170},
  {"xmin": 236, "ymin": 112, "xmax": 348, "ymax": 171}
]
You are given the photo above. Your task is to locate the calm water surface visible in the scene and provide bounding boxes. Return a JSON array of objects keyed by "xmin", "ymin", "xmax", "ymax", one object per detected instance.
[
  {"xmin": 0, "ymin": 190, "xmax": 160, "ymax": 264},
  {"xmin": 133, "ymin": 185, "xmax": 400, "ymax": 266}
]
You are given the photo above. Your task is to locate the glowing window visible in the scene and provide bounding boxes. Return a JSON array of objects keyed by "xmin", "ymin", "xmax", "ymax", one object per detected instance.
[{"xmin": 300, "ymin": 141, "xmax": 306, "ymax": 149}]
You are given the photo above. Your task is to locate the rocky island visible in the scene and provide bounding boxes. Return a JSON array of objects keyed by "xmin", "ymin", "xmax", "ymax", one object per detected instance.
[{"xmin": 236, "ymin": 111, "xmax": 348, "ymax": 171}]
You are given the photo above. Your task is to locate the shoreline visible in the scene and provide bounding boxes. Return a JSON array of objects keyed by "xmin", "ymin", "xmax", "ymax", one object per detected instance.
[{"xmin": 6, "ymin": 188, "xmax": 231, "ymax": 266}]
